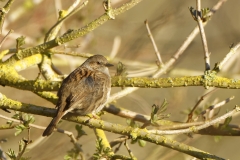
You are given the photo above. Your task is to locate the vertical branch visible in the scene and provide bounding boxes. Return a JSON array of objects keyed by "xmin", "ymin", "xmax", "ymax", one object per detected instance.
[
  {"xmin": 94, "ymin": 128, "xmax": 114, "ymax": 157},
  {"xmin": 108, "ymin": 0, "xmax": 227, "ymax": 109},
  {"xmin": 196, "ymin": 0, "xmax": 210, "ymax": 71},
  {"xmin": 144, "ymin": 20, "xmax": 164, "ymax": 67},
  {"xmin": 44, "ymin": 0, "xmax": 86, "ymax": 42},
  {"xmin": 40, "ymin": 1, "xmax": 89, "ymax": 82},
  {"xmin": 124, "ymin": 140, "xmax": 136, "ymax": 159},
  {"xmin": 0, "ymin": 0, "xmax": 15, "ymax": 34}
]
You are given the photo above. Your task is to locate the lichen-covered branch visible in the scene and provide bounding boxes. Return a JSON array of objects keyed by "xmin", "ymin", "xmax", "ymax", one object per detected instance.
[
  {"xmin": 4, "ymin": 0, "xmax": 143, "ymax": 63},
  {"xmin": 0, "ymin": 93, "xmax": 225, "ymax": 159},
  {"xmin": 2, "ymin": 73, "xmax": 240, "ymax": 93},
  {"xmin": 111, "ymin": 74, "xmax": 240, "ymax": 89},
  {"xmin": 0, "ymin": 0, "xmax": 15, "ymax": 34}
]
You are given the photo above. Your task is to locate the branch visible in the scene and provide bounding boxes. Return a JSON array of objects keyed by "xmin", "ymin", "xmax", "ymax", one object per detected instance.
[
  {"xmin": 196, "ymin": 0, "xmax": 210, "ymax": 71},
  {"xmin": 5, "ymin": 0, "xmax": 143, "ymax": 63},
  {"xmin": 0, "ymin": 0, "xmax": 15, "ymax": 34},
  {"xmin": 107, "ymin": 0, "xmax": 227, "ymax": 104},
  {"xmin": 2, "ymin": 74, "xmax": 240, "ymax": 93},
  {"xmin": 214, "ymin": 42, "xmax": 240, "ymax": 72},
  {"xmin": 0, "ymin": 29, "xmax": 13, "ymax": 49},
  {"xmin": 44, "ymin": 0, "xmax": 87, "ymax": 42},
  {"xmin": 144, "ymin": 20, "xmax": 163, "ymax": 66},
  {"xmin": 153, "ymin": 0, "xmax": 227, "ymax": 78},
  {"xmin": 111, "ymin": 75, "xmax": 240, "ymax": 89},
  {"xmin": 149, "ymin": 106, "xmax": 240, "ymax": 135},
  {"xmin": 0, "ymin": 93, "xmax": 226, "ymax": 159}
]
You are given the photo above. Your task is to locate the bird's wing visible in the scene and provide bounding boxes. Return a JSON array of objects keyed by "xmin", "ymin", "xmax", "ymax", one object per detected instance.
[
  {"xmin": 55, "ymin": 67, "xmax": 94, "ymax": 113},
  {"xmin": 56, "ymin": 66, "xmax": 110, "ymax": 115},
  {"xmin": 66, "ymin": 71, "xmax": 109, "ymax": 115}
]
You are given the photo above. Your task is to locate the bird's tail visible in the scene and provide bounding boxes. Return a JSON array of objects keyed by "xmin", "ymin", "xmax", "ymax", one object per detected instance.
[{"xmin": 42, "ymin": 113, "xmax": 63, "ymax": 137}]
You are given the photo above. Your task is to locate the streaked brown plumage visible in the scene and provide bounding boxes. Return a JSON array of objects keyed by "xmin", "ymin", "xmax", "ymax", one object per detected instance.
[{"xmin": 42, "ymin": 55, "xmax": 113, "ymax": 136}]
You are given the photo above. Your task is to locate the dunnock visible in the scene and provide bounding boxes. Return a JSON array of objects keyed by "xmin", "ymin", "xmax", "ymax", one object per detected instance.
[{"xmin": 42, "ymin": 55, "xmax": 113, "ymax": 136}]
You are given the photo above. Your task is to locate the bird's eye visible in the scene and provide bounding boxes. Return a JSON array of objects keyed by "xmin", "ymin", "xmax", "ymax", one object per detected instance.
[{"xmin": 97, "ymin": 61, "xmax": 101, "ymax": 65}]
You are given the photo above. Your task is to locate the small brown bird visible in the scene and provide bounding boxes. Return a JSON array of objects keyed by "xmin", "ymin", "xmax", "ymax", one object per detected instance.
[{"xmin": 42, "ymin": 55, "xmax": 113, "ymax": 136}]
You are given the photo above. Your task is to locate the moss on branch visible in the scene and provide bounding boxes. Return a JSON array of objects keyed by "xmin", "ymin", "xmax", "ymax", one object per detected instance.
[
  {"xmin": 5, "ymin": 0, "xmax": 143, "ymax": 63},
  {"xmin": 111, "ymin": 75, "xmax": 240, "ymax": 89},
  {"xmin": 0, "ymin": 93, "xmax": 225, "ymax": 160},
  {"xmin": 1, "ymin": 71, "xmax": 240, "ymax": 92}
]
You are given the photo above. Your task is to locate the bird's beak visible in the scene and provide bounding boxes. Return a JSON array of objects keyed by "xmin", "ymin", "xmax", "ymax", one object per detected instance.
[{"xmin": 105, "ymin": 63, "xmax": 114, "ymax": 67}]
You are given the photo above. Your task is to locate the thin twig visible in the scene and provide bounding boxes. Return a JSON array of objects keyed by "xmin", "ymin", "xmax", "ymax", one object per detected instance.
[
  {"xmin": 104, "ymin": 105, "xmax": 150, "ymax": 124},
  {"xmin": 44, "ymin": 0, "xmax": 86, "ymax": 42},
  {"xmin": 196, "ymin": 0, "xmax": 210, "ymax": 71},
  {"xmin": 124, "ymin": 140, "xmax": 136, "ymax": 159},
  {"xmin": 187, "ymin": 88, "xmax": 218, "ymax": 122},
  {"xmin": 0, "ymin": 0, "xmax": 15, "ymax": 34},
  {"xmin": 200, "ymin": 96, "xmax": 235, "ymax": 119},
  {"xmin": 144, "ymin": 20, "xmax": 163, "ymax": 66},
  {"xmin": 4, "ymin": 0, "xmax": 143, "ymax": 64},
  {"xmin": 16, "ymin": 141, "xmax": 28, "ymax": 160},
  {"xmin": 0, "ymin": 114, "xmax": 73, "ymax": 136},
  {"xmin": 105, "ymin": 105, "xmax": 211, "ymax": 130},
  {"xmin": 16, "ymin": 129, "xmax": 31, "ymax": 160},
  {"xmin": 0, "ymin": 113, "xmax": 83, "ymax": 156},
  {"xmin": 215, "ymin": 42, "xmax": 240, "ymax": 71},
  {"xmin": 149, "ymin": 106, "xmax": 240, "ymax": 135},
  {"xmin": 110, "ymin": 135, "xmax": 128, "ymax": 148},
  {"xmin": 153, "ymin": 0, "xmax": 226, "ymax": 78},
  {"xmin": 109, "ymin": 36, "xmax": 121, "ymax": 59},
  {"xmin": 0, "ymin": 29, "xmax": 13, "ymax": 49}
]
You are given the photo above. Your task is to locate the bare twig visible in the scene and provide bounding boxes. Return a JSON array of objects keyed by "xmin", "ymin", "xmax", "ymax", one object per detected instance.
[
  {"xmin": 0, "ymin": 0, "xmax": 15, "ymax": 34},
  {"xmin": 0, "ymin": 113, "xmax": 83, "ymax": 156},
  {"xmin": 104, "ymin": 105, "xmax": 150, "ymax": 124},
  {"xmin": 16, "ymin": 129, "xmax": 31, "ymax": 160},
  {"xmin": 44, "ymin": 0, "xmax": 86, "ymax": 42},
  {"xmin": 200, "ymin": 96, "xmax": 235, "ymax": 119},
  {"xmin": 110, "ymin": 135, "xmax": 128, "ymax": 148},
  {"xmin": 109, "ymin": 36, "xmax": 121, "ymax": 59},
  {"xmin": 0, "ymin": 114, "xmax": 74, "ymax": 136},
  {"xmin": 40, "ymin": 0, "xmax": 88, "ymax": 82},
  {"xmin": 215, "ymin": 42, "xmax": 240, "ymax": 71},
  {"xmin": 124, "ymin": 140, "xmax": 136, "ymax": 159},
  {"xmin": 144, "ymin": 20, "xmax": 163, "ymax": 66},
  {"xmin": 4, "ymin": 0, "xmax": 143, "ymax": 64},
  {"xmin": 187, "ymin": 88, "xmax": 218, "ymax": 122},
  {"xmin": 153, "ymin": 0, "xmax": 226, "ymax": 78},
  {"xmin": 0, "ymin": 29, "xmax": 13, "ymax": 49},
  {"xmin": 149, "ymin": 106, "xmax": 240, "ymax": 135},
  {"xmin": 196, "ymin": 0, "xmax": 210, "ymax": 71}
]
